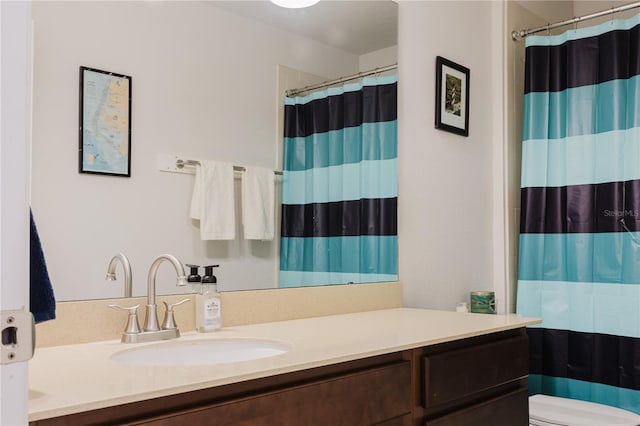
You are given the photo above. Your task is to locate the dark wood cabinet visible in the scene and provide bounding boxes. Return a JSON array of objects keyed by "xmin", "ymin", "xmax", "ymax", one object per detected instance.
[
  {"xmin": 417, "ymin": 328, "xmax": 529, "ymax": 425},
  {"xmin": 30, "ymin": 328, "xmax": 529, "ymax": 426},
  {"xmin": 424, "ymin": 388, "xmax": 529, "ymax": 426},
  {"xmin": 422, "ymin": 332, "xmax": 529, "ymax": 409},
  {"xmin": 132, "ymin": 361, "xmax": 412, "ymax": 426}
]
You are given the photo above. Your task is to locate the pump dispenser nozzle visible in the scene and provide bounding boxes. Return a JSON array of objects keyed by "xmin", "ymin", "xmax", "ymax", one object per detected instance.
[
  {"xmin": 202, "ymin": 265, "xmax": 219, "ymax": 284},
  {"xmin": 186, "ymin": 264, "xmax": 201, "ymax": 283}
]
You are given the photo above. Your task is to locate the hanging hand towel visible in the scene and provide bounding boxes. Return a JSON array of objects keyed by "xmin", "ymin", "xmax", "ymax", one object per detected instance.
[
  {"xmin": 30, "ymin": 209, "xmax": 56, "ymax": 323},
  {"xmin": 190, "ymin": 160, "xmax": 236, "ymax": 240},
  {"xmin": 242, "ymin": 166, "xmax": 275, "ymax": 240}
]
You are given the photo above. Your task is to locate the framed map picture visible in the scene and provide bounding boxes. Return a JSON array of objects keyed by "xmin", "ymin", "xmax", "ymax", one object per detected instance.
[
  {"xmin": 435, "ymin": 56, "xmax": 469, "ymax": 137},
  {"xmin": 79, "ymin": 66, "xmax": 132, "ymax": 176}
]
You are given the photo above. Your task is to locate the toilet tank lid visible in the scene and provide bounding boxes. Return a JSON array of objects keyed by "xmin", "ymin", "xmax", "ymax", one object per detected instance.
[{"xmin": 530, "ymin": 395, "xmax": 640, "ymax": 426}]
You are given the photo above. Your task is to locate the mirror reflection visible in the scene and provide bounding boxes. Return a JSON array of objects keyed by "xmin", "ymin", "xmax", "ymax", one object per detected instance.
[{"xmin": 30, "ymin": 0, "xmax": 398, "ymax": 301}]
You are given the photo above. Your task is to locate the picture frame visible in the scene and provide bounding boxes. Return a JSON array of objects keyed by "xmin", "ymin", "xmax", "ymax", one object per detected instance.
[
  {"xmin": 435, "ymin": 56, "xmax": 469, "ymax": 137},
  {"xmin": 79, "ymin": 66, "xmax": 132, "ymax": 176}
]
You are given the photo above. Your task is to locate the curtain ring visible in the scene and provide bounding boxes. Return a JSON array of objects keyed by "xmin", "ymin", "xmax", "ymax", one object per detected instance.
[
  {"xmin": 546, "ymin": 23, "xmax": 551, "ymax": 35},
  {"xmin": 574, "ymin": 17, "xmax": 578, "ymax": 31},
  {"xmin": 611, "ymin": 7, "xmax": 615, "ymax": 24}
]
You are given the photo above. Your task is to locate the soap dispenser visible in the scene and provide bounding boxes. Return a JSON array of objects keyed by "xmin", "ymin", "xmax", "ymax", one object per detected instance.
[
  {"xmin": 195, "ymin": 264, "xmax": 221, "ymax": 332},
  {"xmin": 186, "ymin": 264, "xmax": 201, "ymax": 283}
]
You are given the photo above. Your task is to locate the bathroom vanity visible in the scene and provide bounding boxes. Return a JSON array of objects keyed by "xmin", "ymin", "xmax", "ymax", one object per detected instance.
[{"xmin": 28, "ymin": 308, "xmax": 539, "ymax": 425}]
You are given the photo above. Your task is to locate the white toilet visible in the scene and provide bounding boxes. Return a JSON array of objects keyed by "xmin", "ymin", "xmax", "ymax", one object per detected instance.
[{"xmin": 529, "ymin": 394, "xmax": 640, "ymax": 426}]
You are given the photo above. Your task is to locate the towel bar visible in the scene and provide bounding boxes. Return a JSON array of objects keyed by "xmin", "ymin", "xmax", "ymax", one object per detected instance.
[{"xmin": 177, "ymin": 159, "xmax": 283, "ymax": 176}]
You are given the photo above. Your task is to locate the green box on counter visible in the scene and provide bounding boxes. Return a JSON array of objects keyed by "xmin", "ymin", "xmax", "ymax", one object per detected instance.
[{"xmin": 470, "ymin": 291, "xmax": 495, "ymax": 314}]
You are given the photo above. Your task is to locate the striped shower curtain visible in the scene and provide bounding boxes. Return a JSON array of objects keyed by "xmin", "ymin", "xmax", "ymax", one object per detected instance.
[
  {"xmin": 279, "ymin": 75, "xmax": 398, "ymax": 287},
  {"xmin": 516, "ymin": 16, "xmax": 640, "ymax": 413}
]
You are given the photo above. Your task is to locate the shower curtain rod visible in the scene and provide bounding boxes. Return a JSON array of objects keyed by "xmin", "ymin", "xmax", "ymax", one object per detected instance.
[
  {"xmin": 512, "ymin": 1, "xmax": 640, "ymax": 40},
  {"xmin": 285, "ymin": 63, "xmax": 397, "ymax": 97}
]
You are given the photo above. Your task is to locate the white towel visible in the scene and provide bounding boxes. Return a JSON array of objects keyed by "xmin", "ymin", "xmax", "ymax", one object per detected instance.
[
  {"xmin": 242, "ymin": 166, "xmax": 274, "ymax": 240},
  {"xmin": 190, "ymin": 160, "xmax": 235, "ymax": 240}
]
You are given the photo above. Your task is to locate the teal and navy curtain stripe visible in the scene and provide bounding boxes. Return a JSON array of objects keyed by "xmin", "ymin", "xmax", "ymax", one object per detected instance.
[
  {"xmin": 519, "ymin": 233, "xmax": 640, "ymax": 284},
  {"xmin": 521, "ymin": 127, "xmax": 640, "ymax": 188},
  {"xmin": 283, "ymin": 123, "xmax": 398, "ymax": 171},
  {"xmin": 280, "ymin": 236, "xmax": 397, "ymax": 274},
  {"xmin": 284, "ymin": 82, "xmax": 397, "ymax": 137},
  {"xmin": 528, "ymin": 328, "xmax": 640, "ymax": 392},
  {"xmin": 280, "ymin": 75, "xmax": 398, "ymax": 288},
  {"xmin": 282, "ymin": 158, "xmax": 398, "ymax": 205},
  {"xmin": 521, "ymin": 181, "xmax": 640, "ymax": 234},
  {"xmin": 525, "ymin": 25, "xmax": 640, "ymax": 93},
  {"xmin": 517, "ymin": 281, "xmax": 640, "ymax": 338},
  {"xmin": 281, "ymin": 198, "xmax": 397, "ymax": 237},
  {"xmin": 516, "ymin": 14, "xmax": 640, "ymax": 414},
  {"xmin": 523, "ymin": 78, "xmax": 640, "ymax": 141}
]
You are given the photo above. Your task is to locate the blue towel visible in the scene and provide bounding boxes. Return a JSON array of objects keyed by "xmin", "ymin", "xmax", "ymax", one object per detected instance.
[{"xmin": 30, "ymin": 209, "xmax": 55, "ymax": 323}]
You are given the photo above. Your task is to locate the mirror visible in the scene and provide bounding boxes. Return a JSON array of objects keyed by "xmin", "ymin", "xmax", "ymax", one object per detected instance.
[{"xmin": 30, "ymin": 0, "xmax": 398, "ymax": 301}]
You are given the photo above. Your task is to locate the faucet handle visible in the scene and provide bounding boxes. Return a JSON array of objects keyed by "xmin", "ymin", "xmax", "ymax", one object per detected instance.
[
  {"xmin": 109, "ymin": 304, "xmax": 141, "ymax": 335},
  {"xmin": 161, "ymin": 299, "xmax": 190, "ymax": 330}
]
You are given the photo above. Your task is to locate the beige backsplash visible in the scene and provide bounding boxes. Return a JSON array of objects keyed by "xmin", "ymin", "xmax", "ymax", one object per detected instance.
[{"xmin": 35, "ymin": 282, "xmax": 403, "ymax": 347}]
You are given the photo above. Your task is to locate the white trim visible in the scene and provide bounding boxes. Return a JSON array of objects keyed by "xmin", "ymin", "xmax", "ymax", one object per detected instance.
[
  {"xmin": 491, "ymin": 0, "xmax": 508, "ymax": 314},
  {"xmin": 0, "ymin": 1, "xmax": 32, "ymax": 423}
]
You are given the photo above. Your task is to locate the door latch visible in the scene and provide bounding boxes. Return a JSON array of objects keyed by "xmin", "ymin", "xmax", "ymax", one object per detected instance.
[{"xmin": 1, "ymin": 309, "xmax": 34, "ymax": 364}]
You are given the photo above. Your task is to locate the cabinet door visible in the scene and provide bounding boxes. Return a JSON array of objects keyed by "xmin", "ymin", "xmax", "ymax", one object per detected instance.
[
  {"xmin": 134, "ymin": 361, "xmax": 411, "ymax": 426},
  {"xmin": 422, "ymin": 334, "xmax": 528, "ymax": 408},
  {"xmin": 424, "ymin": 387, "xmax": 529, "ymax": 426}
]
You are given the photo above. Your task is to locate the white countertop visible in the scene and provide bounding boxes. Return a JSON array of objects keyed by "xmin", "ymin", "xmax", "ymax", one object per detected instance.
[{"xmin": 29, "ymin": 308, "xmax": 540, "ymax": 421}]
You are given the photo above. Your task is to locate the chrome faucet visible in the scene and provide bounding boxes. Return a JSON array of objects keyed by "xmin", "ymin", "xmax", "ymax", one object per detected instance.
[
  {"xmin": 144, "ymin": 254, "xmax": 188, "ymax": 332},
  {"xmin": 105, "ymin": 253, "xmax": 133, "ymax": 298},
  {"xmin": 110, "ymin": 254, "xmax": 189, "ymax": 344}
]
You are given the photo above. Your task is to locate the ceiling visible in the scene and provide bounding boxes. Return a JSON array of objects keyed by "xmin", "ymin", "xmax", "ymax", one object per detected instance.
[{"xmin": 208, "ymin": 1, "xmax": 398, "ymax": 56}]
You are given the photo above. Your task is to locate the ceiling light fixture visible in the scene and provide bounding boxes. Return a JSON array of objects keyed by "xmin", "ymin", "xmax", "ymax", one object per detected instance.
[{"xmin": 270, "ymin": 0, "xmax": 320, "ymax": 9}]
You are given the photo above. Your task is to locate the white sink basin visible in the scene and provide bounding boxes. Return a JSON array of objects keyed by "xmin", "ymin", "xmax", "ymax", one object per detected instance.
[{"xmin": 110, "ymin": 338, "xmax": 290, "ymax": 366}]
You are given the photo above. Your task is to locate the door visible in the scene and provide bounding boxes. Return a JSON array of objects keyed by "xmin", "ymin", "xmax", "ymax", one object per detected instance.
[{"xmin": 1, "ymin": 0, "xmax": 32, "ymax": 424}]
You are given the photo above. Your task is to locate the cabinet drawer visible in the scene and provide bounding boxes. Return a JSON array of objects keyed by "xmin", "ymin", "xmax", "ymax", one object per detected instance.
[
  {"xmin": 136, "ymin": 361, "xmax": 411, "ymax": 426},
  {"xmin": 424, "ymin": 386, "xmax": 529, "ymax": 426},
  {"xmin": 422, "ymin": 334, "xmax": 528, "ymax": 408}
]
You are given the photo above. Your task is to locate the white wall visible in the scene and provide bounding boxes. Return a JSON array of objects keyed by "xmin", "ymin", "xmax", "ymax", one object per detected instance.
[
  {"xmin": 516, "ymin": 1, "xmax": 636, "ymax": 32},
  {"xmin": 517, "ymin": 1, "xmax": 573, "ymax": 23},
  {"xmin": 398, "ymin": 1, "xmax": 505, "ymax": 311},
  {"xmin": 574, "ymin": 1, "xmax": 639, "ymax": 22},
  {"xmin": 359, "ymin": 46, "xmax": 398, "ymax": 71},
  {"xmin": 31, "ymin": 1, "xmax": 360, "ymax": 300}
]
